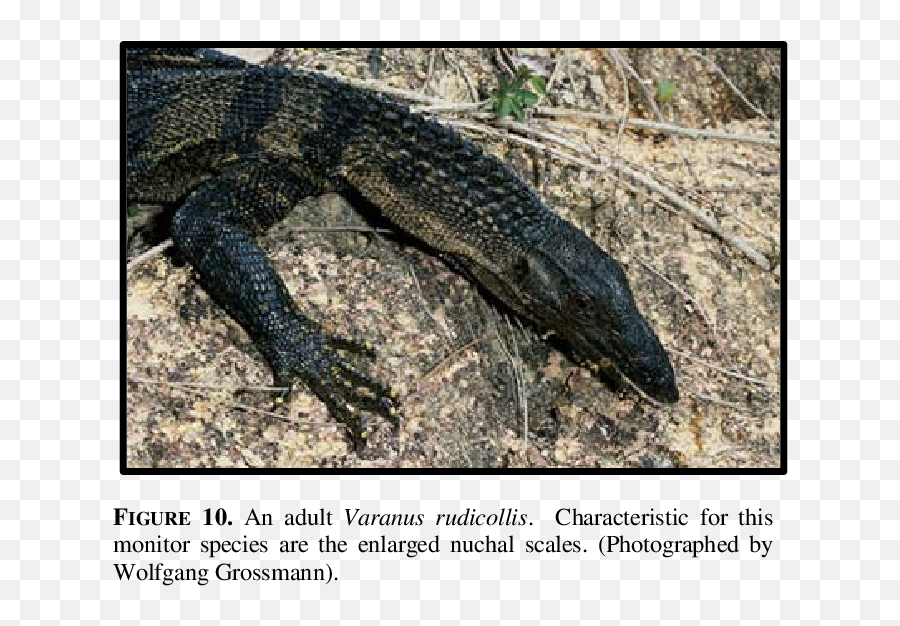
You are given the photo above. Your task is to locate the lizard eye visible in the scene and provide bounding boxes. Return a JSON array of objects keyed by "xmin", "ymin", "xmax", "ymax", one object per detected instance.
[{"xmin": 567, "ymin": 293, "xmax": 592, "ymax": 313}]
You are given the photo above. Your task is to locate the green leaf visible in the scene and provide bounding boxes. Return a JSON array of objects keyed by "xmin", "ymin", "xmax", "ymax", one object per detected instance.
[
  {"xmin": 509, "ymin": 98, "xmax": 525, "ymax": 121},
  {"xmin": 657, "ymin": 79, "xmax": 676, "ymax": 103},
  {"xmin": 530, "ymin": 75, "xmax": 547, "ymax": 95},
  {"xmin": 516, "ymin": 89, "xmax": 539, "ymax": 106},
  {"xmin": 498, "ymin": 97, "xmax": 513, "ymax": 119}
]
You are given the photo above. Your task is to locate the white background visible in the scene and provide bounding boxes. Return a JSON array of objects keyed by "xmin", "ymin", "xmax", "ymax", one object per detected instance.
[{"xmin": 4, "ymin": 0, "xmax": 894, "ymax": 623}]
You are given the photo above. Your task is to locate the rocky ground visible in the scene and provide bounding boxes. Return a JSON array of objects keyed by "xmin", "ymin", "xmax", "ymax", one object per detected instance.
[{"xmin": 126, "ymin": 47, "xmax": 781, "ymax": 469}]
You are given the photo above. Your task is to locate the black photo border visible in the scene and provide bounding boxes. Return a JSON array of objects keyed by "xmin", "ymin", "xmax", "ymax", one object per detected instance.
[{"xmin": 120, "ymin": 42, "xmax": 787, "ymax": 476}]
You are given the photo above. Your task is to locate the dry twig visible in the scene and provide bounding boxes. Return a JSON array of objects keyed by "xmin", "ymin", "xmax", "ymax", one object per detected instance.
[
  {"xmin": 126, "ymin": 239, "xmax": 173, "ymax": 272},
  {"xmin": 446, "ymin": 119, "xmax": 608, "ymax": 175},
  {"xmin": 627, "ymin": 246, "xmax": 718, "ymax": 341},
  {"xmin": 495, "ymin": 48, "xmax": 517, "ymax": 77},
  {"xmin": 417, "ymin": 337, "xmax": 487, "ymax": 385},
  {"xmin": 692, "ymin": 391, "xmax": 750, "ymax": 411},
  {"xmin": 668, "ymin": 348, "xmax": 772, "ymax": 387},
  {"xmin": 422, "ymin": 48, "xmax": 437, "ymax": 95},
  {"xmin": 492, "ymin": 314, "xmax": 528, "ymax": 447},
  {"xmin": 689, "ymin": 48, "xmax": 772, "ymax": 121},
  {"xmin": 613, "ymin": 159, "xmax": 772, "ymax": 270}
]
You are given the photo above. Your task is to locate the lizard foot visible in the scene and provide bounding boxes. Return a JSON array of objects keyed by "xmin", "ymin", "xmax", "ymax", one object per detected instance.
[{"xmin": 271, "ymin": 331, "xmax": 398, "ymax": 451}]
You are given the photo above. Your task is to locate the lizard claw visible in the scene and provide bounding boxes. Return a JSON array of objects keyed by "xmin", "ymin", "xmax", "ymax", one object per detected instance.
[{"xmin": 270, "ymin": 330, "xmax": 399, "ymax": 450}]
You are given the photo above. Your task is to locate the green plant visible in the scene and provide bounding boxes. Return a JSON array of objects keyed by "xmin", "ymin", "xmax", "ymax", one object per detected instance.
[
  {"xmin": 656, "ymin": 79, "xmax": 676, "ymax": 103},
  {"xmin": 490, "ymin": 66, "xmax": 547, "ymax": 121}
]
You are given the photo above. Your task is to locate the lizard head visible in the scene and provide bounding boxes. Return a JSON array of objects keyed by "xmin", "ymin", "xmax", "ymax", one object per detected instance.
[{"xmin": 501, "ymin": 221, "xmax": 679, "ymax": 404}]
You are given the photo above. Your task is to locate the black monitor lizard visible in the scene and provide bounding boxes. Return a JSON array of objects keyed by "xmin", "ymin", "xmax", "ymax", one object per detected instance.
[{"xmin": 126, "ymin": 47, "xmax": 678, "ymax": 449}]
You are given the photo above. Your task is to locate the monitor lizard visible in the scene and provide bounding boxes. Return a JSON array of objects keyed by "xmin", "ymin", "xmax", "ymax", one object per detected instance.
[{"xmin": 125, "ymin": 47, "xmax": 679, "ymax": 449}]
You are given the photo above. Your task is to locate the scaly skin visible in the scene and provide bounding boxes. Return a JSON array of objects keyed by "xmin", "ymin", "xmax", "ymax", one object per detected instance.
[{"xmin": 126, "ymin": 47, "xmax": 678, "ymax": 448}]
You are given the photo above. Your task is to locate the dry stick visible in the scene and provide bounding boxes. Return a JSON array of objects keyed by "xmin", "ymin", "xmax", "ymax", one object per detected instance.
[
  {"xmin": 671, "ymin": 143, "xmax": 780, "ymax": 229},
  {"xmin": 495, "ymin": 313, "xmax": 528, "ymax": 448},
  {"xmin": 692, "ymin": 391, "xmax": 749, "ymax": 411},
  {"xmin": 627, "ymin": 247, "xmax": 718, "ymax": 340},
  {"xmin": 669, "ymin": 175, "xmax": 780, "ymax": 244},
  {"xmin": 496, "ymin": 48, "xmax": 517, "ymax": 77},
  {"xmin": 422, "ymin": 48, "xmax": 437, "ymax": 95},
  {"xmin": 460, "ymin": 107, "xmax": 779, "ymax": 147},
  {"xmin": 313, "ymin": 48, "xmax": 356, "ymax": 58},
  {"xmin": 538, "ymin": 118, "xmax": 775, "ymax": 156},
  {"xmin": 417, "ymin": 101, "xmax": 487, "ymax": 114},
  {"xmin": 508, "ymin": 318, "xmax": 528, "ymax": 449},
  {"xmin": 667, "ymin": 347, "xmax": 772, "ymax": 387},
  {"xmin": 417, "ymin": 337, "xmax": 487, "ymax": 384},
  {"xmin": 531, "ymin": 108, "xmax": 778, "ymax": 146},
  {"xmin": 497, "ymin": 118, "xmax": 595, "ymax": 156},
  {"xmin": 727, "ymin": 208, "xmax": 779, "ymax": 244},
  {"xmin": 615, "ymin": 159, "xmax": 772, "ymax": 270},
  {"xmin": 126, "ymin": 239, "xmax": 173, "ymax": 272},
  {"xmin": 490, "ymin": 317, "xmax": 518, "ymax": 420},
  {"xmin": 446, "ymin": 119, "xmax": 607, "ymax": 174},
  {"xmin": 631, "ymin": 163, "xmax": 759, "ymax": 278},
  {"xmin": 687, "ymin": 183, "xmax": 773, "ymax": 195},
  {"xmin": 129, "ymin": 376, "xmax": 288, "ymax": 393},
  {"xmin": 620, "ymin": 155, "xmax": 738, "ymax": 231},
  {"xmin": 617, "ymin": 370, "xmax": 668, "ymax": 409},
  {"xmin": 611, "ymin": 153, "xmax": 777, "ymax": 274},
  {"xmin": 689, "ymin": 48, "xmax": 772, "ymax": 122}
]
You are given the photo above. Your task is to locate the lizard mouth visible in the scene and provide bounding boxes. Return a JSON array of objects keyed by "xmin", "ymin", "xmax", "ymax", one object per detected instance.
[
  {"xmin": 564, "ymin": 327, "xmax": 679, "ymax": 404},
  {"xmin": 611, "ymin": 350, "xmax": 680, "ymax": 404}
]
